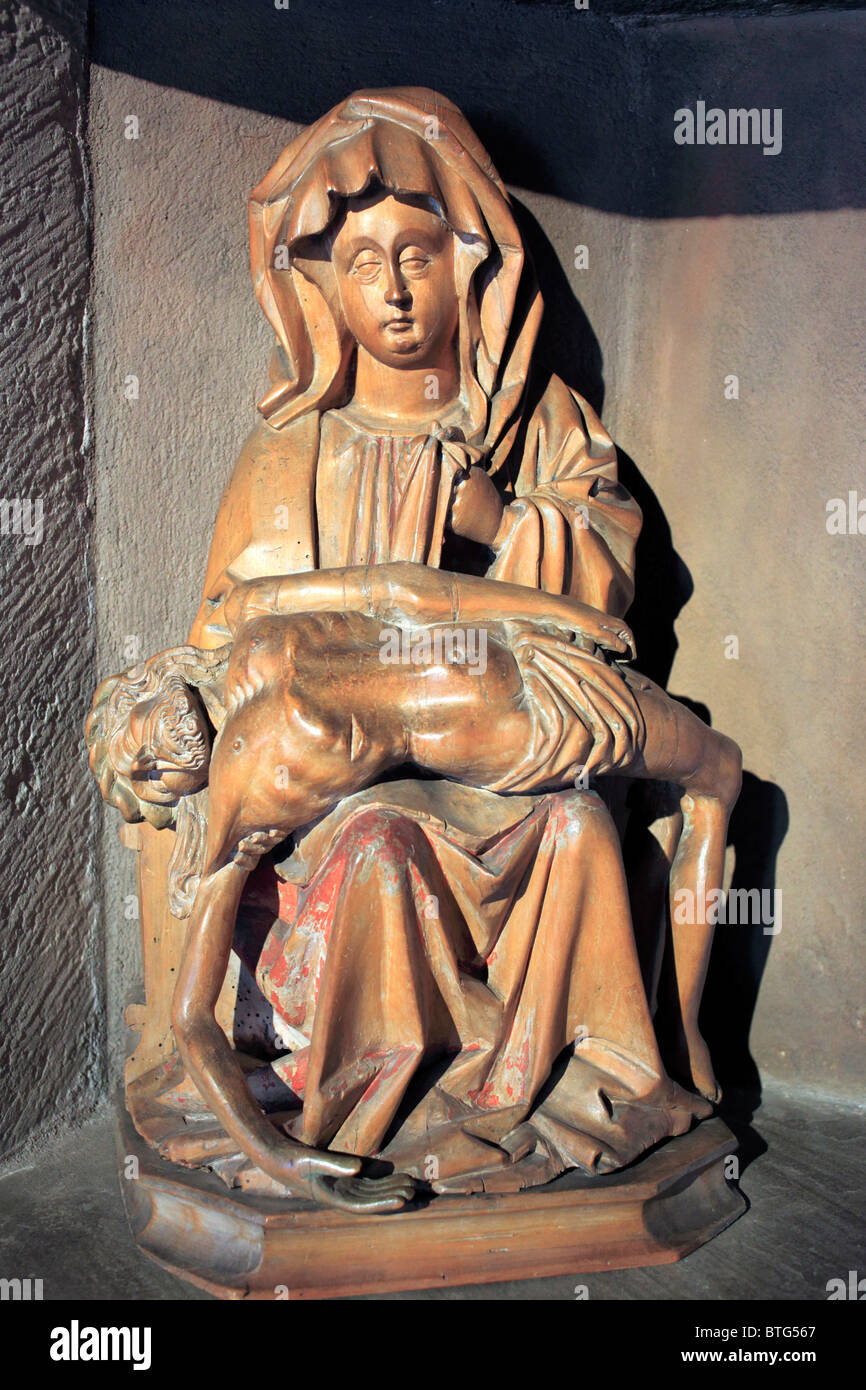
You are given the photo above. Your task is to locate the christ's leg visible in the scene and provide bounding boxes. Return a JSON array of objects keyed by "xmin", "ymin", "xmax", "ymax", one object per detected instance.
[{"xmin": 622, "ymin": 674, "xmax": 742, "ymax": 1101}]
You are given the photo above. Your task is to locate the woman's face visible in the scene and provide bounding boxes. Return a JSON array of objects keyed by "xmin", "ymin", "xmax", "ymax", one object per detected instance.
[{"xmin": 331, "ymin": 193, "xmax": 458, "ymax": 369}]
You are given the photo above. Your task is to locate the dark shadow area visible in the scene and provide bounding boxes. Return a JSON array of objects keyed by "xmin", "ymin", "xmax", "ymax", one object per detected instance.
[
  {"xmin": 703, "ymin": 772, "xmax": 791, "ymax": 1109},
  {"xmin": 231, "ymin": 866, "xmax": 291, "ymax": 1066},
  {"xmin": 617, "ymin": 447, "xmax": 696, "ymax": 688},
  {"xmin": 512, "ymin": 194, "xmax": 695, "ymax": 687},
  {"xmin": 513, "ymin": 200, "xmax": 694, "ymax": 687},
  {"xmin": 81, "ymin": 0, "xmax": 866, "ymax": 217},
  {"xmin": 511, "ymin": 198, "xmax": 607, "ymax": 419},
  {"xmin": 515, "ymin": 198, "xmax": 790, "ymax": 1118}
]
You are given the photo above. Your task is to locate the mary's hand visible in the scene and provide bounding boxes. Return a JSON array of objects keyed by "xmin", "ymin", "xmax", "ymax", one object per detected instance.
[
  {"xmin": 311, "ymin": 1172, "xmax": 417, "ymax": 1214},
  {"xmin": 224, "ymin": 579, "xmax": 280, "ymax": 634},
  {"xmin": 546, "ymin": 601, "xmax": 636, "ymax": 661},
  {"xmin": 515, "ymin": 630, "xmax": 645, "ymax": 774},
  {"xmin": 448, "ymin": 466, "xmax": 505, "ymax": 546}
]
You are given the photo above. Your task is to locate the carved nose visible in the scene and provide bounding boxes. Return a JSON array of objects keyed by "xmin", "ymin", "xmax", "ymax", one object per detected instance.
[
  {"xmin": 129, "ymin": 747, "xmax": 154, "ymax": 774},
  {"xmin": 384, "ymin": 269, "xmax": 411, "ymax": 307}
]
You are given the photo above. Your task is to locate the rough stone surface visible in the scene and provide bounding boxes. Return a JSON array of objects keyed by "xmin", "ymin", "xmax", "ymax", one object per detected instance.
[
  {"xmin": 0, "ymin": 1, "xmax": 102, "ymax": 1165},
  {"xmin": 87, "ymin": 7, "xmax": 864, "ymax": 1099}
]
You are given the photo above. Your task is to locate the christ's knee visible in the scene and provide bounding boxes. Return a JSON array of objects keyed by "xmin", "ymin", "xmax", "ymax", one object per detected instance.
[
  {"xmin": 544, "ymin": 789, "xmax": 616, "ymax": 850},
  {"xmin": 688, "ymin": 731, "xmax": 742, "ymax": 811}
]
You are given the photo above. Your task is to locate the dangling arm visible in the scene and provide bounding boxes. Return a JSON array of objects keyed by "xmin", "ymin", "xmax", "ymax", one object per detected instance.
[{"xmin": 171, "ymin": 829, "xmax": 414, "ymax": 1213}]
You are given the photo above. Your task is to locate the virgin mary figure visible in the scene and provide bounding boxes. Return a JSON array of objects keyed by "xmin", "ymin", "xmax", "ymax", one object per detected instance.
[{"xmin": 172, "ymin": 87, "xmax": 710, "ymax": 1194}]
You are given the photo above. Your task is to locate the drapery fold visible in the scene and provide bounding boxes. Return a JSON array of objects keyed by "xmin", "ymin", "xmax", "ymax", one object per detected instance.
[{"xmin": 234, "ymin": 783, "xmax": 708, "ymax": 1189}]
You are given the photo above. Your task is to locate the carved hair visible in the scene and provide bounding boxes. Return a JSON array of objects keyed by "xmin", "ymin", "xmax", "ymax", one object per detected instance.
[
  {"xmin": 85, "ymin": 645, "xmax": 229, "ymax": 831},
  {"xmin": 166, "ymin": 787, "xmax": 209, "ymax": 918},
  {"xmin": 86, "ymin": 645, "xmax": 230, "ymax": 917}
]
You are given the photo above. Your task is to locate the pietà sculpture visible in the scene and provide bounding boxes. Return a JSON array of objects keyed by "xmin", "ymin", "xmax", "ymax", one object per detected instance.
[{"xmin": 88, "ymin": 88, "xmax": 745, "ymax": 1292}]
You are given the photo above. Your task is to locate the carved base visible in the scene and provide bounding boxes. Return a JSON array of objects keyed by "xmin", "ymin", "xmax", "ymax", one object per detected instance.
[{"xmin": 116, "ymin": 1100, "xmax": 746, "ymax": 1299}]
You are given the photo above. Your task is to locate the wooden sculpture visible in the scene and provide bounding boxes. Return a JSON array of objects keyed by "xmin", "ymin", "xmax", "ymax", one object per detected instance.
[{"xmin": 88, "ymin": 88, "xmax": 746, "ymax": 1294}]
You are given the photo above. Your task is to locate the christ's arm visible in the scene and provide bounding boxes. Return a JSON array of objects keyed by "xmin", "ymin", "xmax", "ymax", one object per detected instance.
[{"xmin": 171, "ymin": 830, "xmax": 415, "ymax": 1213}]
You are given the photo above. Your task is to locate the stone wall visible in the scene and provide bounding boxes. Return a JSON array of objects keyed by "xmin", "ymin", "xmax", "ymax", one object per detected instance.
[{"xmin": 0, "ymin": 1, "xmax": 102, "ymax": 1164}]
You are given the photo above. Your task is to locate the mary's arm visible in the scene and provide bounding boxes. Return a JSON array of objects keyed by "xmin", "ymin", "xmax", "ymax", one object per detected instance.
[
  {"xmin": 225, "ymin": 561, "xmax": 634, "ymax": 657},
  {"xmin": 486, "ymin": 378, "xmax": 642, "ymax": 618}
]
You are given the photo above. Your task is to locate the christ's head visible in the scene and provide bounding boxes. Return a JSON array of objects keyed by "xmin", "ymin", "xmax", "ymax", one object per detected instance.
[
  {"xmin": 86, "ymin": 649, "xmax": 222, "ymax": 827},
  {"xmin": 106, "ymin": 674, "xmax": 210, "ymax": 807}
]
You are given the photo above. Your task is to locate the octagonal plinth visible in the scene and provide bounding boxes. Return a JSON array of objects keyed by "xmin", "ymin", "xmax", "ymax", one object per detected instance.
[{"xmin": 117, "ymin": 1104, "xmax": 745, "ymax": 1300}]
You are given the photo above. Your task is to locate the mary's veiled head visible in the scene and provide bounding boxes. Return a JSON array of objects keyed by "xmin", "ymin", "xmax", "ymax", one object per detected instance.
[
  {"xmin": 248, "ymin": 88, "xmax": 542, "ymax": 464},
  {"xmin": 328, "ymin": 189, "xmax": 459, "ymax": 376}
]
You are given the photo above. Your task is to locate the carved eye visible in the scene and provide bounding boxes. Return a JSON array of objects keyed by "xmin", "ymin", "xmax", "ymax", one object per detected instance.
[
  {"xmin": 399, "ymin": 249, "xmax": 431, "ymax": 277},
  {"xmin": 352, "ymin": 255, "xmax": 381, "ymax": 284},
  {"xmin": 232, "ymin": 739, "xmax": 243, "ymax": 752}
]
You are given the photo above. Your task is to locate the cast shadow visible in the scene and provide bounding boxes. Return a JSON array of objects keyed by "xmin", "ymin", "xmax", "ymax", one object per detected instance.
[
  {"xmin": 704, "ymin": 770, "xmax": 790, "ymax": 1134},
  {"xmin": 84, "ymin": 0, "xmax": 866, "ymax": 218},
  {"xmin": 513, "ymin": 196, "xmax": 789, "ymax": 1149}
]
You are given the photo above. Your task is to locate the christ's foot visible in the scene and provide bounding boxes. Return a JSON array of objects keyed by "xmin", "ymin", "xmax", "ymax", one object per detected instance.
[{"xmin": 678, "ymin": 1028, "xmax": 722, "ymax": 1106}]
